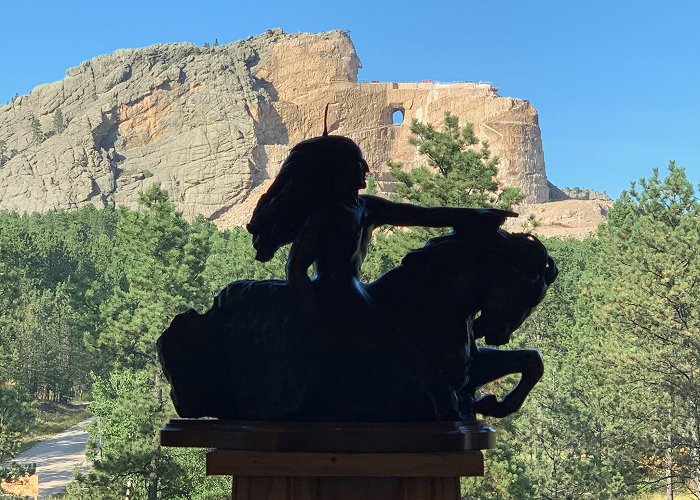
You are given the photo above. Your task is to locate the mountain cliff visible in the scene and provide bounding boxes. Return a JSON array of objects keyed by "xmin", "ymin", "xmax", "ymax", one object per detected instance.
[{"xmin": 0, "ymin": 29, "xmax": 607, "ymax": 237}]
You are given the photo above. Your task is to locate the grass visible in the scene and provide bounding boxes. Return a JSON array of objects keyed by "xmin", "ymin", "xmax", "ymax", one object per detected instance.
[{"xmin": 19, "ymin": 401, "xmax": 89, "ymax": 453}]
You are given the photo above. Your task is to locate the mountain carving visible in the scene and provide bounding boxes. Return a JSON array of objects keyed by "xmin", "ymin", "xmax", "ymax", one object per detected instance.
[{"xmin": 0, "ymin": 29, "xmax": 606, "ymax": 237}]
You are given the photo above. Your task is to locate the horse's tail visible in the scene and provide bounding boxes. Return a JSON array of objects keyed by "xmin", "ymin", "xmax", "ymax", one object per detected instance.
[
  {"xmin": 158, "ymin": 279, "xmax": 310, "ymax": 420},
  {"xmin": 157, "ymin": 308, "xmax": 231, "ymax": 418}
]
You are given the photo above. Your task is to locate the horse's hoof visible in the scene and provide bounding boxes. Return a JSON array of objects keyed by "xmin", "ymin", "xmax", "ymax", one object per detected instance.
[{"xmin": 474, "ymin": 394, "xmax": 501, "ymax": 417}]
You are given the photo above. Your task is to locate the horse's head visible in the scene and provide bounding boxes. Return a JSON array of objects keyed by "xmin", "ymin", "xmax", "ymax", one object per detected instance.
[
  {"xmin": 399, "ymin": 229, "xmax": 557, "ymax": 346},
  {"xmin": 473, "ymin": 230, "xmax": 557, "ymax": 345}
]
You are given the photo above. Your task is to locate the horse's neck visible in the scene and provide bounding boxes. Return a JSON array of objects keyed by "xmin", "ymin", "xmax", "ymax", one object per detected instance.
[{"xmin": 369, "ymin": 266, "xmax": 475, "ymax": 328}]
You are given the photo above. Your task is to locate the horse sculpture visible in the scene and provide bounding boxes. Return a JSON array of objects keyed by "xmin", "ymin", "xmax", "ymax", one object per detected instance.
[{"xmin": 157, "ymin": 228, "xmax": 557, "ymax": 422}]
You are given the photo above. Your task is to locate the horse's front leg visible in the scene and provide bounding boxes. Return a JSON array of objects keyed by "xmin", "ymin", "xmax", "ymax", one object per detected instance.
[
  {"xmin": 423, "ymin": 347, "xmax": 469, "ymax": 421},
  {"xmin": 460, "ymin": 348, "xmax": 543, "ymax": 418}
]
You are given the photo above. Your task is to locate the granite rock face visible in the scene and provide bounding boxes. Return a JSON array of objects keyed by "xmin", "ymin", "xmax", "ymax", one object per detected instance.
[
  {"xmin": 0, "ymin": 33, "xmax": 279, "ymax": 218},
  {"xmin": 0, "ymin": 29, "xmax": 603, "ymax": 237},
  {"xmin": 505, "ymin": 199, "xmax": 611, "ymax": 239}
]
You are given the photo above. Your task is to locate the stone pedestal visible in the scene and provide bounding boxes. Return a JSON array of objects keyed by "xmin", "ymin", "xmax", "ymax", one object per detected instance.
[{"xmin": 161, "ymin": 419, "xmax": 495, "ymax": 500}]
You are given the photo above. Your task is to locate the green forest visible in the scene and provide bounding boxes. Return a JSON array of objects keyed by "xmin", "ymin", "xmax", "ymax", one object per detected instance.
[{"xmin": 0, "ymin": 115, "xmax": 698, "ymax": 499}]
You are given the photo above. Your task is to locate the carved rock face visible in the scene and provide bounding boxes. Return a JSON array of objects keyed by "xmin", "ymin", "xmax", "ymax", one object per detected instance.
[{"xmin": 0, "ymin": 31, "xmax": 554, "ymax": 221}]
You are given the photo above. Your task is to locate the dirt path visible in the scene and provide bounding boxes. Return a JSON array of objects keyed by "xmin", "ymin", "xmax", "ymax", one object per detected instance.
[{"xmin": 15, "ymin": 419, "xmax": 92, "ymax": 499}]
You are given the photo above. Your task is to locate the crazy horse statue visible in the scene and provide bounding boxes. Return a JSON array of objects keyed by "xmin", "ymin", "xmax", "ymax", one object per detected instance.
[{"xmin": 157, "ymin": 126, "xmax": 558, "ymax": 422}]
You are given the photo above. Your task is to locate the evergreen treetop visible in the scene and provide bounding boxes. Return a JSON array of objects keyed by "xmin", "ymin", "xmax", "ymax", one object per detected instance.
[{"xmin": 388, "ymin": 112, "xmax": 524, "ymax": 211}]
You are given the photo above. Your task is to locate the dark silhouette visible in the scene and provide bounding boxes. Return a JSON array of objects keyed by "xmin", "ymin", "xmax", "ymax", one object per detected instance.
[
  {"xmin": 246, "ymin": 134, "xmax": 514, "ymax": 321},
  {"xmin": 157, "ymin": 133, "xmax": 557, "ymax": 422}
]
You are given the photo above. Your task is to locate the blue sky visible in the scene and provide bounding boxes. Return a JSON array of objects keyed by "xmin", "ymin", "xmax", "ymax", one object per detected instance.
[{"xmin": 1, "ymin": 0, "xmax": 698, "ymax": 198}]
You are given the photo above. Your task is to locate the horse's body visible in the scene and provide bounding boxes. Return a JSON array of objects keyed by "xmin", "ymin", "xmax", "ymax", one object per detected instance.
[{"xmin": 158, "ymin": 230, "xmax": 557, "ymax": 422}]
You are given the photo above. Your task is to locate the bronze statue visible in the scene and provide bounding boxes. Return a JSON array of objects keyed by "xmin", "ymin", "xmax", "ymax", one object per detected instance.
[
  {"xmin": 246, "ymin": 133, "xmax": 514, "ymax": 322},
  {"xmin": 157, "ymin": 131, "xmax": 557, "ymax": 422}
]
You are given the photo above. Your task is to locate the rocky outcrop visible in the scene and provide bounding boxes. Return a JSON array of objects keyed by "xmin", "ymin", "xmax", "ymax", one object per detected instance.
[
  {"xmin": 0, "ymin": 34, "xmax": 278, "ymax": 217},
  {"xmin": 0, "ymin": 28, "xmax": 604, "ymax": 237},
  {"xmin": 506, "ymin": 199, "xmax": 611, "ymax": 239}
]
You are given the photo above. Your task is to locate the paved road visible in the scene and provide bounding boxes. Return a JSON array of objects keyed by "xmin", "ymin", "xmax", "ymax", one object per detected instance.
[{"xmin": 15, "ymin": 419, "xmax": 92, "ymax": 499}]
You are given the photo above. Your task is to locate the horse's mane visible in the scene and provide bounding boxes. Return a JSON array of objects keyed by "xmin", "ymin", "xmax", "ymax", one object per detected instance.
[{"xmin": 400, "ymin": 229, "xmax": 555, "ymax": 282}]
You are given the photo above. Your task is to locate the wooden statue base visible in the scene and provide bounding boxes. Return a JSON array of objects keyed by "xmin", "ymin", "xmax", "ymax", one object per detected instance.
[{"xmin": 161, "ymin": 419, "xmax": 495, "ymax": 500}]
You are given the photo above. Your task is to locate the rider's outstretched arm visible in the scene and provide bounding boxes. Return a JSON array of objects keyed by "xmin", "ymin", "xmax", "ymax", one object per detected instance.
[{"xmin": 361, "ymin": 195, "xmax": 517, "ymax": 231}]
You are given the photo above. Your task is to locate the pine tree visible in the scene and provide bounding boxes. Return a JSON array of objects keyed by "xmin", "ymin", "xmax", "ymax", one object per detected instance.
[
  {"xmin": 364, "ymin": 113, "xmax": 526, "ymax": 278},
  {"xmin": 388, "ymin": 112, "xmax": 524, "ymax": 210},
  {"xmin": 30, "ymin": 117, "xmax": 43, "ymax": 144},
  {"xmin": 588, "ymin": 163, "xmax": 700, "ymax": 497},
  {"xmin": 91, "ymin": 185, "xmax": 212, "ymax": 370},
  {"xmin": 52, "ymin": 108, "xmax": 66, "ymax": 134},
  {"xmin": 63, "ymin": 369, "xmax": 223, "ymax": 499},
  {"xmin": 68, "ymin": 185, "xmax": 224, "ymax": 498},
  {"xmin": 364, "ymin": 174, "xmax": 378, "ymax": 195},
  {"xmin": 0, "ymin": 357, "xmax": 36, "ymax": 463},
  {"xmin": 0, "ymin": 140, "xmax": 7, "ymax": 167}
]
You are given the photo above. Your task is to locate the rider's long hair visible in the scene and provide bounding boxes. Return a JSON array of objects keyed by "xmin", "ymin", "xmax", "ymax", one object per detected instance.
[{"xmin": 247, "ymin": 135, "xmax": 367, "ymax": 262}]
